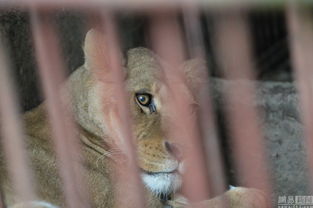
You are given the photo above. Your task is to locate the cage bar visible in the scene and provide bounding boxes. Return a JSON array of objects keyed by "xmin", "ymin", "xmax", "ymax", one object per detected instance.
[
  {"xmin": 31, "ymin": 10, "xmax": 91, "ymax": 208},
  {"xmin": 182, "ymin": 6, "xmax": 228, "ymax": 197},
  {"xmin": 149, "ymin": 11, "xmax": 212, "ymax": 204},
  {"xmin": 86, "ymin": 12, "xmax": 146, "ymax": 208},
  {"xmin": 0, "ymin": 32, "xmax": 37, "ymax": 205},
  {"xmin": 0, "ymin": 0, "xmax": 287, "ymax": 11},
  {"xmin": 286, "ymin": 3, "xmax": 313, "ymax": 192},
  {"xmin": 212, "ymin": 10, "xmax": 272, "ymax": 197}
]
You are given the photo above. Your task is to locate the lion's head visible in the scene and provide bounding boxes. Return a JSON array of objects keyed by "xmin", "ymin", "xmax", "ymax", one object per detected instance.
[{"xmin": 68, "ymin": 29, "xmax": 206, "ymax": 198}]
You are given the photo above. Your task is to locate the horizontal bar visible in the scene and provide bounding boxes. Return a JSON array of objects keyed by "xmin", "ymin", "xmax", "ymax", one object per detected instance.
[{"xmin": 0, "ymin": 0, "xmax": 294, "ymax": 10}]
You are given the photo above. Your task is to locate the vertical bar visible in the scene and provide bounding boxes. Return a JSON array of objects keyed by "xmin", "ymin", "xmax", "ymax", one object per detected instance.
[
  {"xmin": 0, "ymin": 34, "xmax": 36, "ymax": 203},
  {"xmin": 31, "ymin": 10, "xmax": 90, "ymax": 208},
  {"xmin": 182, "ymin": 6, "xmax": 227, "ymax": 197},
  {"xmin": 286, "ymin": 3, "xmax": 313, "ymax": 192},
  {"xmin": 86, "ymin": 12, "xmax": 145, "ymax": 208},
  {"xmin": 212, "ymin": 11, "xmax": 272, "ymax": 196},
  {"xmin": 149, "ymin": 11, "xmax": 211, "ymax": 203}
]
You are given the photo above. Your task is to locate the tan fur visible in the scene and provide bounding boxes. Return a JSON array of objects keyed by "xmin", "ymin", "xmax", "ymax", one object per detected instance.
[{"xmin": 0, "ymin": 29, "xmax": 268, "ymax": 208}]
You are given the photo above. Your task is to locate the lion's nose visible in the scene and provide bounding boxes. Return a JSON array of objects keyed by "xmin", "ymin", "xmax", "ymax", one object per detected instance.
[{"xmin": 164, "ymin": 141, "xmax": 183, "ymax": 161}]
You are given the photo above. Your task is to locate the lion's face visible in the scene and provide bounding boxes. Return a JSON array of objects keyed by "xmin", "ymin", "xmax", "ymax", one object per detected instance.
[
  {"xmin": 81, "ymin": 30, "xmax": 206, "ymax": 198},
  {"xmin": 129, "ymin": 81, "xmax": 182, "ymax": 197},
  {"xmin": 126, "ymin": 48, "xmax": 205, "ymax": 197},
  {"xmin": 132, "ymin": 90, "xmax": 182, "ymax": 197}
]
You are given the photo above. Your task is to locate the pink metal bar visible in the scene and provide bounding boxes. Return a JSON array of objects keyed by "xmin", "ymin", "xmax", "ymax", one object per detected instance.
[
  {"xmin": 31, "ymin": 10, "xmax": 90, "ymax": 208},
  {"xmin": 149, "ymin": 11, "xmax": 211, "ymax": 204},
  {"xmin": 286, "ymin": 3, "xmax": 313, "ymax": 191},
  {"xmin": 0, "ymin": 35, "xmax": 36, "ymax": 203},
  {"xmin": 182, "ymin": 6, "xmax": 228, "ymax": 197},
  {"xmin": 0, "ymin": 0, "xmax": 276, "ymax": 11},
  {"xmin": 212, "ymin": 11, "xmax": 272, "ymax": 198},
  {"xmin": 86, "ymin": 12, "xmax": 145, "ymax": 208}
]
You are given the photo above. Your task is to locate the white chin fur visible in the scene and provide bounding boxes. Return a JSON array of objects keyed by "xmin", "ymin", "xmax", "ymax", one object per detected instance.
[{"xmin": 141, "ymin": 172, "xmax": 182, "ymax": 195}]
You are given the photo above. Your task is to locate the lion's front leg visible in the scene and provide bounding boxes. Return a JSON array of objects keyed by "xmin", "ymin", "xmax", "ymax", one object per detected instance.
[
  {"xmin": 167, "ymin": 187, "xmax": 268, "ymax": 208},
  {"xmin": 8, "ymin": 201, "xmax": 59, "ymax": 208},
  {"xmin": 223, "ymin": 187, "xmax": 268, "ymax": 208}
]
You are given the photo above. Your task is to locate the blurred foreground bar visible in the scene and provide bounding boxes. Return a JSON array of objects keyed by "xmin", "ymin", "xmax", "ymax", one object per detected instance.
[
  {"xmin": 182, "ymin": 6, "xmax": 227, "ymax": 197},
  {"xmin": 0, "ymin": 0, "xmax": 289, "ymax": 10},
  {"xmin": 31, "ymin": 10, "xmax": 91, "ymax": 208},
  {"xmin": 287, "ymin": 3, "xmax": 313, "ymax": 192},
  {"xmin": 149, "ymin": 11, "xmax": 212, "ymax": 204},
  {"xmin": 0, "ymin": 32, "xmax": 36, "ymax": 204},
  {"xmin": 89, "ymin": 13, "xmax": 146, "ymax": 208},
  {"xmin": 212, "ymin": 10, "xmax": 272, "ymax": 196}
]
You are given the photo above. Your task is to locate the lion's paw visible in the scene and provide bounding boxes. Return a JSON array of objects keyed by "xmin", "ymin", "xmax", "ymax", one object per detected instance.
[
  {"xmin": 9, "ymin": 201, "xmax": 59, "ymax": 208},
  {"xmin": 167, "ymin": 187, "xmax": 269, "ymax": 208}
]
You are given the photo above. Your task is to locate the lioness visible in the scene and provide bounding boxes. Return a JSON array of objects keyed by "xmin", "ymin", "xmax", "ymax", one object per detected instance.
[{"xmin": 0, "ymin": 29, "xmax": 268, "ymax": 208}]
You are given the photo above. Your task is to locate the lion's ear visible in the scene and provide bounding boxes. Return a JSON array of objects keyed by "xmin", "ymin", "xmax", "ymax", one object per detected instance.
[
  {"xmin": 183, "ymin": 58, "xmax": 208, "ymax": 93},
  {"xmin": 84, "ymin": 29, "xmax": 109, "ymax": 72},
  {"xmin": 81, "ymin": 29, "xmax": 128, "ymax": 147},
  {"xmin": 83, "ymin": 29, "xmax": 125, "ymax": 73}
]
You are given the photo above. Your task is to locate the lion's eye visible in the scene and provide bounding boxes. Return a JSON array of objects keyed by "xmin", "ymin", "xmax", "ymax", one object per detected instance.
[{"xmin": 135, "ymin": 93, "xmax": 152, "ymax": 107}]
